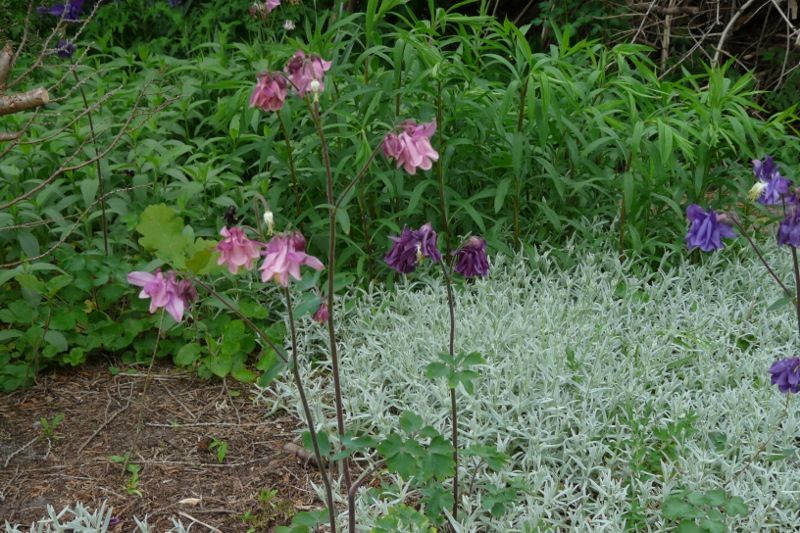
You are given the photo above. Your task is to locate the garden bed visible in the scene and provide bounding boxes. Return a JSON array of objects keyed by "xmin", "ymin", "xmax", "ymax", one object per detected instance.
[{"xmin": 0, "ymin": 363, "xmax": 319, "ymax": 531}]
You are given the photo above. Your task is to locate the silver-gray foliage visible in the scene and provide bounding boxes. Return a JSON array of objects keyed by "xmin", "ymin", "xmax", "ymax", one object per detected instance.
[{"xmin": 262, "ymin": 245, "xmax": 800, "ymax": 531}]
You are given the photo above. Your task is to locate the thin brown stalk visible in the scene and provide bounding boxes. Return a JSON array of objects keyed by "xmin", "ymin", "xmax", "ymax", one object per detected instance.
[
  {"xmin": 439, "ymin": 260, "xmax": 459, "ymax": 520},
  {"xmin": 284, "ymin": 287, "xmax": 337, "ymax": 532},
  {"xmin": 73, "ymin": 70, "xmax": 108, "ymax": 253}
]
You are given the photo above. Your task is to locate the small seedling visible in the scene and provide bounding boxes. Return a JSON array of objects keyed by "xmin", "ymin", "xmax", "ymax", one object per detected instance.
[
  {"xmin": 38, "ymin": 413, "xmax": 64, "ymax": 439},
  {"xmin": 209, "ymin": 438, "xmax": 228, "ymax": 463},
  {"xmin": 108, "ymin": 454, "xmax": 143, "ymax": 497}
]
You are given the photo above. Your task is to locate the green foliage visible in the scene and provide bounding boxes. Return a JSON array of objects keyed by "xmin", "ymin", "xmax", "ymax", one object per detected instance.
[
  {"xmin": 38, "ymin": 413, "xmax": 65, "ymax": 439},
  {"xmin": 209, "ymin": 437, "xmax": 228, "ymax": 464},
  {"xmin": 275, "ymin": 509, "xmax": 328, "ymax": 533},
  {"xmin": 426, "ymin": 350, "xmax": 485, "ymax": 394},
  {"xmin": 371, "ymin": 504, "xmax": 435, "ymax": 532},
  {"xmin": 662, "ymin": 488, "xmax": 748, "ymax": 532}
]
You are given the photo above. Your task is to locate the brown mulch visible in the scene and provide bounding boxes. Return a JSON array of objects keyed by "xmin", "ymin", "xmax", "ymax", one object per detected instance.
[{"xmin": 0, "ymin": 362, "xmax": 323, "ymax": 531}]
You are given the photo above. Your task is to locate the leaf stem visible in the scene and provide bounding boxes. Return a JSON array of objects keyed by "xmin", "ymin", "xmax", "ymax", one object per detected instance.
[{"xmin": 729, "ymin": 216, "xmax": 794, "ymax": 300}]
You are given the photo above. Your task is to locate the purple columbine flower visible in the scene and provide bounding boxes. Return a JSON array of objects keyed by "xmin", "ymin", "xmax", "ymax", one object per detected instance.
[
  {"xmin": 168, "ymin": 0, "xmax": 182, "ymax": 6},
  {"xmin": 777, "ymin": 202, "xmax": 800, "ymax": 247},
  {"xmin": 752, "ymin": 156, "xmax": 791, "ymax": 205},
  {"xmin": 453, "ymin": 236, "xmax": 490, "ymax": 278},
  {"xmin": 769, "ymin": 357, "xmax": 800, "ymax": 393},
  {"xmin": 37, "ymin": 0, "xmax": 84, "ymax": 21},
  {"xmin": 55, "ymin": 39, "xmax": 76, "ymax": 58},
  {"xmin": 384, "ymin": 223, "xmax": 442, "ymax": 274},
  {"xmin": 685, "ymin": 204, "xmax": 736, "ymax": 252}
]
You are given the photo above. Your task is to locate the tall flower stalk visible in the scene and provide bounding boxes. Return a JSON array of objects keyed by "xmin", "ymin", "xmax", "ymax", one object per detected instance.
[
  {"xmin": 440, "ymin": 259, "xmax": 459, "ymax": 520},
  {"xmin": 309, "ymin": 100, "xmax": 354, "ymax": 503},
  {"xmin": 284, "ymin": 287, "xmax": 337, "ymax": 532}
]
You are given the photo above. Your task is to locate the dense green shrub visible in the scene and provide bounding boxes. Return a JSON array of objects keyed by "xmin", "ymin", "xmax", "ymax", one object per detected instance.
[{"xmin": 2, "ymin": 0, "xmax": 799, "ymax": 388}]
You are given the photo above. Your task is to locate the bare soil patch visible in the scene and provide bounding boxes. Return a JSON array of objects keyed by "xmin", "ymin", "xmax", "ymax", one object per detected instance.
[{"xmin": 0, "ymin": 362, "xmax": 321, "ymax": 531}]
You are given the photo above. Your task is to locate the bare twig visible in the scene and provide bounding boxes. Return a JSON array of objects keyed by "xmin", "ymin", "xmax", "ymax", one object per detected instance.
[
  {"xmin": 0, "ymin": 131, "xmax": 20, "ymax": 142},
  {"xmin": 713, "ymin": 0, "xmax": 762, "ymax": 66},
  {"xmin": 177, "ymin": 512, "xmax": 223, "ymax": 533},
  {"xmin": 0, "ymin": 185, "xmax": 149, "ymax": 268},
  {"xmin": 0, "ymin": 88, "xmax": 163, "ymax": 211},
  {"xmin": 3, "ymin": 436, "xmax": 38, "ymax": 468}
]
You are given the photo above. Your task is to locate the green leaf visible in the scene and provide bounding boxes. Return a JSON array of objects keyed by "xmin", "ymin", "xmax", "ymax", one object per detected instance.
[
  {"xmin": 663, "ymin": 496, "xmax": 693, "ymax": 520},
  {"xmin": 675, "ymin": 521, "xmax": 703, "ymax": 533},
  {"xmin": 135, "ymin": 204, "xmax": 189, "ymax": 265},
  {"xmin": 767, "ymin": 296, "xmax": 792, "ymax": 312},
  {"xmin": 704, "ymin": 489, "xmax": 726, "ymax": 507},
  {"xmin": 257, "ymin": 353, "xmax": 285, "ymax": 387},
  {"xmin": 699, "ymin": 518, "xmax": 725, "ymax": 533},
  {"xmin": 399, "ymin": 411, "xmax": 424, "ymax": 434},
  {"xmin": 15, "ymin": 274, "xmax": 46, "ymax": 294},
  {"xmin": 293, "ymin": 292, "xmax": 322, "ymax": 318},
  {"xmin": 460, "ymin": 351, "xmax": 485, "ymax": 367},
  {"xmin": 240, "ymin": 300, "xmax": 268, "ymax": 319},
  {"xmin": 80, "ymin": 178, "xmax": 99, "ymax": 208},
  {"xmin": 65, "ymin": 347, "xmax": 86, "ymax": 366},
  {"xmin": 230, "ymin": 365, "xmax": 256, "ymax": 383},
  {"xmin": 425, "ymin": 362, "xmax": 450, "ymax": 380},
  {"xmin": 175, "ymin": 343, "xmax": 202, "ymax": 366},
  {"xmin": 185, "ymin": 239, "xmax": 220, "ymax": 275},
  {"xmin": 47, "ymin": 274, "xmax": 74, "ymax": 297},
  {"xmin": 204, "ymin": 352, "xmax": 234, "ymax": 378},
  {"xmin": 303, "ymin": 430, "xmax": 331, "ymax": 458},
  {"xmin": 724, "ymin": 496, "xmax": 748, "ymax": 516},
  {"xmin": 494, "ymin": 177, "xmax": 512, "ymax": 214},
  {"xmin": 44, "ymin": 330, "xmax": 68, "ymax": 353}
]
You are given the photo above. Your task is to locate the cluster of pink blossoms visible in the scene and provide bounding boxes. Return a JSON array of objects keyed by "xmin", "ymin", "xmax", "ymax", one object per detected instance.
[
  {"xmin": 127, "ymin": 270, "xmax": 197, "ymax": 322},
  {"xmin": 382, "ymin": 120, "xmax": 439, "ymax": 175},
  {"xmin": 216, "ymin": 226, "xmax": 263, "ymax": 274},
  {"xmin": 250, "ymin": 51, "xmax": 331, "ymax": 112},
  {"xmin": 128, "ymin": 227, "xmax": 325, "ymax": 321}
]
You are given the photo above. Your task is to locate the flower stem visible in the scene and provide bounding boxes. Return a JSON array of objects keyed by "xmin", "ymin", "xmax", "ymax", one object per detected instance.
[
  {"xmin": 435, "ymin": 80, "xmax": 451, "ymax": 253},
  {"xmin": 791, "ymin": 247, "xmax": 800, "ymax": 339},
  {"xmin": 309, "ymin": 100, "xmax": 354, "ymax": 525},
  {"xmin": 439, "ymin": 260, "xmax": 459, "ymax": 520},
  {"xmin": 277, "ymin": 113, "xmax": 304, "ymax": 220},
  {"xmin": 284, "ymin": 287, "xmax": 337, "ymax": 532},
  {"xmin": 729, "ymin": 217, "xmax": 794, "ymax": 300},
  {"xmin": 729, "ymin": 395, "xmax": 790, "ymax": 484}
]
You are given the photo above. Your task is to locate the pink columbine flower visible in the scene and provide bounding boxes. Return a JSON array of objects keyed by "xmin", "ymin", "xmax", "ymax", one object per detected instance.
[
  {"xmin": 265, "ymin": 0, "xmax": 280, "ymax": 12},
  {"xmin": 216, "ymin": 226, "xmax": 262, "ymax": 274},
  {"xmin": 284, "ymin": 51, "xmax": 332, "ymax": 97},
  {"xmin": 312, "ymin": 301, "xmax": 329, "ymax": 324},
  {"xmin": 382, "ymin": 120, "xmax": 439, "ymax": 175},
  {"xmin": 259, "ymin": 232, "xmax": 324, "ymax": 286},
  {"xmin": 127, "ymin": 270, "xmax": 196, "ymax": 322},
  {"xmin": 250, "ymin": 72, "xmax": 288, "ymax": 112}
]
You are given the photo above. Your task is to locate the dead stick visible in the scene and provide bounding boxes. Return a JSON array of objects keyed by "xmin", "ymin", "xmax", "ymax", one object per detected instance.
[
  {"xmin": 0, "ymin": 87, "xmax": 49, "ymax": 116},
  {"xmin": 76, "ymin": 399, "xmax": 132, "ymax": 454},
  {"xmin": 4, "ymin": 436, "xmax": 38, "ymax": 468}
]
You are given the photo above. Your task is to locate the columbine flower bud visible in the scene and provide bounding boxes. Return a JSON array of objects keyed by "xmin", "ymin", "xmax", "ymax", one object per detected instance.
[{"xmin": 263, "ymin": 210, "xmax": 275, "ymax": 235}]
